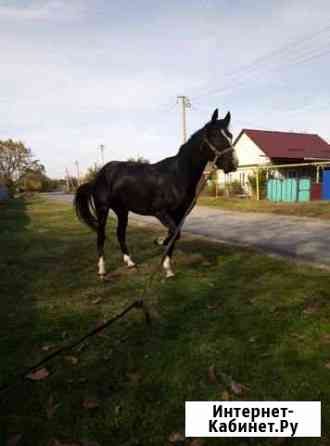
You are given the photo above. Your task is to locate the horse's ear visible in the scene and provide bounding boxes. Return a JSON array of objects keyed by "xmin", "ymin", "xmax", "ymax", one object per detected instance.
[
  {"xmin": 223, "ymin": 111, "xmax": 231, "ymax": 128},
  {"xmin": 211, "ymin": 109, "xmax": 218, "ymax": 122}
]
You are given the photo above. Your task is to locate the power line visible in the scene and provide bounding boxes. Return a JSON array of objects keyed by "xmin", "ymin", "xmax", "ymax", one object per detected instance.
[{"xmin": 191, "ymin": 23, "xmax": 330, "ymax": 103}]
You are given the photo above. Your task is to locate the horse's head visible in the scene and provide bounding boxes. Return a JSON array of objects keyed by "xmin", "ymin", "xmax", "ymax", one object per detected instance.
[{"xmin": 203, "ymin": 109, "xmax": 238, "ymax": 174}]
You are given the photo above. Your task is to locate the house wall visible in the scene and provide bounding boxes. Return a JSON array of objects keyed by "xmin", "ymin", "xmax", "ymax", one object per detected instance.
[
  {"xmin": 217, "ymin": 132, "xmax": 270, "ymax": 192},
  {"xmin": 234, "ymin": 133, "xmax": 271, "ymax": 166}
]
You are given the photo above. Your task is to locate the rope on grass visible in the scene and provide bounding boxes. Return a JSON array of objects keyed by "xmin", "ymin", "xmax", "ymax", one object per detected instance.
[{"xmin": 0, "ymin": 299, "xmax": 150, "ymax": 395}]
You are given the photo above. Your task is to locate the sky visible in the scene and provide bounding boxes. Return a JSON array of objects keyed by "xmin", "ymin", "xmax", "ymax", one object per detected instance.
[{"xmin": 0, "ymin": 0, "xmax": 330, "ymax": 178}]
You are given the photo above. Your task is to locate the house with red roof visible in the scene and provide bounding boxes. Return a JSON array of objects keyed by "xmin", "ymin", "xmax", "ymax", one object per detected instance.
[{"xmin": 218, "ymin": 129, "xmax": 330, "ymax": 196}]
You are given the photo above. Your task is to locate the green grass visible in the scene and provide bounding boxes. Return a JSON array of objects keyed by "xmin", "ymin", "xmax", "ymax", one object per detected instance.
[
  {"xmin": 199, "ymin": 196, "xmax": 330, "ymax": 219},
  {"xmin": 0, "ymin": 197, "xmax": 329, "ymax": 445}
]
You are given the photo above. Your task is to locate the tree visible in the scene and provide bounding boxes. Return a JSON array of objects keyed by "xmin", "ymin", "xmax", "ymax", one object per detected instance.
[
  {"xmin": 248, "ymin": 169, "xmax": 270, "ymax": 199},
  {"xmin": 0, "ymin": 139, "xmax": 44, "ymax": 194},
  {"xmin": 126, "ymin": 155, "xmax": 150, "ymax": 164},
  {"xmin": 23, "ymin": 173, "xmax": 43, "ymax": 192},
  {"xmin": 84, "ymin": 164, "xmax": 100, "ymax": 183}
]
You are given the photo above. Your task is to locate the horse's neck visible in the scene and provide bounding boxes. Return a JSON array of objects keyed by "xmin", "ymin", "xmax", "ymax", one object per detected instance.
[{"xmin": 178, "ymin": 131, "xmax": 208, "ymax": 191}]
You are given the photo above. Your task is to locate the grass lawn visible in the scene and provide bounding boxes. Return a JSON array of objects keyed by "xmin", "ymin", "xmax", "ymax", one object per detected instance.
[
  {"xmin": 0, "ymin": 196, "xmax": 329, "ymax": 446},
  {"xmin": 199, "ymin": 196, "xmax": 330, "ymax": 220}
]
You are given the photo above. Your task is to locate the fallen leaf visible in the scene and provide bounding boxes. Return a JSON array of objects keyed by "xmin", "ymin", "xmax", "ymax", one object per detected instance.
[
  {"xmin": 127, "ymin": 371, "xmax": 141, "ymax": 385},
  {"xmin": 230, "ymin": 381, "xmax": 244, "ymax": 395},
  {"xmin": 47, "ymin": 441, "xmax": 80, "ymax": 446},
  {"xmin": 207, "ymin": 365, "xmax": 218, "ymax": 384},
  {"xmin": 42, "ymin": 344, "xmax": 56, "ymax": 352},
  {"xmin": 61, "ymin": 444, "xmax": 81, "ymax": 446},
  {"xmin": 46, "ymin": 395, "xmax": 61, "ymax": 420},
  {"xmin": 6, "ymin": 433, "xmax": 22, "ymax": 446},
  {"xmin": 64, "ymin": 355, "xmax": 79, "ymax": 365},
  {"xmin": 303, "ymin": 304, "xmax": 320, "ymax": 315},
  {"xmin": 168, "ymin": 431, "xmax": 185, "ymax": 443},
  {"xmin": 26, "ymin": 367, "xmax": 49, "ymax": 381},
  {"xmin": 77, "ymin": 342, "xmax": 88, "ymax": 352},
  {"xmin": 82, "ymin": 398, "xmax": 100, "ymax": 409},
  {"xmin": 95, "ymin": 320, "xmax": 107, "ymax": 337},
  {"xmin": 80, "ymin": 441, "xmax": 101, "ymax": 446},
  {"xmin": 91, "ymin": 298, "xmax": 102, "ymax": 305},
  {"xmin": 47, "ymin": 440, "xmax": 61, "ymax": 446},
  {"xmin": 321, "ymin": 333, "xmax": 330, "ymax": 344},
  {"xmin": 190, "ymin": 440, "xmax": 204, "ymax": 446}
]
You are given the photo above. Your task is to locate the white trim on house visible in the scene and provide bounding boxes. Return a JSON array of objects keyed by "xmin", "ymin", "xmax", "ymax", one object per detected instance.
[{"xmin": 217, "ymin": 132, "xmax": 270, "ymax": 192}]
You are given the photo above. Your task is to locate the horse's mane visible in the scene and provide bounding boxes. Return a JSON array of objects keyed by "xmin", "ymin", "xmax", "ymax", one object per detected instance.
[{"xmin": 177, "ymin": 126, "xmax": 205, "ymax": 157}]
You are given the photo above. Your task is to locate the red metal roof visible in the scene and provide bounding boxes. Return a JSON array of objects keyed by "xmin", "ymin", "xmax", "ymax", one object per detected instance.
[{"xmin": 238, "ymin": 129, "xmax": 330, "ymax": 160}]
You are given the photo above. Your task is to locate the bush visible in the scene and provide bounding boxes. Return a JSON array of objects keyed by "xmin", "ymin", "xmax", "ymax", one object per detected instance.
[
  {"xmin": 84, "ymin": 165, "xmax": 100, "ymax": 183},
  {"xmin": 225, "ymin": 180, "xmax": 244, "ymax": 196},
  {"xmin": 248, "ymin": 169, "xmax": 268, "ymax": 199},
  {"xmin": 200, "ymin": 180, "xmax": 225, "ymax": 197},
  {"xmin": 22, "ymin": 173, "xmax": 43, "ymax": 192}
]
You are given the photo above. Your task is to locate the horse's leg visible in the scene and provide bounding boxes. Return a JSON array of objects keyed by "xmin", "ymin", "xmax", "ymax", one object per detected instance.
[
  {"xmin": 114, "ymin": 209, "xmax": 136, "ymax": 268},
  {"xmin": 156, "ymin": 212, "xmax": 179, "ymax": 278},
  {"xmin": 96, "ymin": 206, "xmax": 109, "ymax": 279}
]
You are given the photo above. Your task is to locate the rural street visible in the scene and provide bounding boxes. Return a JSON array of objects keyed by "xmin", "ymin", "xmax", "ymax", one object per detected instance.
[{"xmin": 46, "ymin": 193, "xmax": 330, "ymax": 268}]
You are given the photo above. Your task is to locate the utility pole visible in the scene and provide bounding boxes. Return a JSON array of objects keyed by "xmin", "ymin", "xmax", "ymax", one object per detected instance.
[
  {"xmin": 177, "ymin": 95, "xmax": 191, "ymax": 144},
  {"xmin": 65, "ymin": 168, "xmax": 70, "ymax": 192},
  {"xmin": 75, "ymin": 160, "xmax": 80, "ymax": 185},
  {"xmin": 99, "ymin": 144, "xmax": 105, "ymax": 166}
]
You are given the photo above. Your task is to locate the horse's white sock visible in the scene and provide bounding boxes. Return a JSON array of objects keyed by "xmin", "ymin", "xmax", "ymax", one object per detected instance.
[
  {"xmin": 123, "ymin": 254, "xmax": 136, "ymax": 268},
  {"xmin": 98, "ymin": 256, "xmax": 106, "ymax": 275},
  {"xmin": 156, "ymin": 236, "xmax": 166, "ymax": 246},
  {"xmin": 163, "ymin": 256, "xmax": 175, "ymax": 278}
]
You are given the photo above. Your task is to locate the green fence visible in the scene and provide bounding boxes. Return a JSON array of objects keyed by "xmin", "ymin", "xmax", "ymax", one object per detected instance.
[{"xmin": 267, "ymin": 178, "xmax": 311, "ymax": 202}]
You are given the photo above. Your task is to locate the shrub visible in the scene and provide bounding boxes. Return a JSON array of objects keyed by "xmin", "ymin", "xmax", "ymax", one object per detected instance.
[
  {"xmin": 225, "ymin": 180, "xmax": 244, "ymax": 196},
  {"xmin": 248, "ymin": 169, "xmax": 268, "ymax": 199},
  {"xmin": 23, "ymin": 173, "xmax": 43, "ymax": 192}
]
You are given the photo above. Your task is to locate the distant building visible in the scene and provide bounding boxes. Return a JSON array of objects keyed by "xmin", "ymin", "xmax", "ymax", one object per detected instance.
[{"xmin": 217, "ymin": 129, "xmax": 330, "ymax": 193}]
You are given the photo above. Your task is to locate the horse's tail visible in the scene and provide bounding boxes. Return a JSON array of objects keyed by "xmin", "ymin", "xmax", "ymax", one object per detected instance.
[{"xmin": 74, "ymin": 181, "xmax": 98, "ymax": 231}]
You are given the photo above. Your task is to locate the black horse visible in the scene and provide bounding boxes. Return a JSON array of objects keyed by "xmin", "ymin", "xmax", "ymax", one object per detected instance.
[{"xmin": 74, "ymin": 109, "xmax": 238, "ymax": 279}]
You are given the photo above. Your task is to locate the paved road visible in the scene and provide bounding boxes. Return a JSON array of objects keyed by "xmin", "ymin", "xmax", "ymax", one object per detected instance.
[{"xmin": 46, "ymin": 192, "xmax": 330, "ymax": 267}]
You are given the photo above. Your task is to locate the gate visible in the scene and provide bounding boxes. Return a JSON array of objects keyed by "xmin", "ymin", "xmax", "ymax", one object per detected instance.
[
  {"xmin": 267, "ymin": 178, "xmax": 311, "ymax": 202},
  {"xmin": 322, "ymin": 169, "xmax": 330, "ymax": 200}
]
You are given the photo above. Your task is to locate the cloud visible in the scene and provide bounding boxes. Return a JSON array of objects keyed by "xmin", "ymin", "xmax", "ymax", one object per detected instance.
[
  {"xmin": 0, "ymin": 0, "xmax": 330, "ymax": 177},
  {"xmin": 0, "ymin": 0, "xmax": 86, "ymax": 22}
]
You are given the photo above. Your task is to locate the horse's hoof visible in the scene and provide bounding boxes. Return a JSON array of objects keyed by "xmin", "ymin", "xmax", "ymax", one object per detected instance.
[
  {"xmin": 165, "ymin": 271, "xmax": 175, "ymax": 279},
  {"xmin": 123, "ymin": 255, "xmax": 136, "ymax": 268}
]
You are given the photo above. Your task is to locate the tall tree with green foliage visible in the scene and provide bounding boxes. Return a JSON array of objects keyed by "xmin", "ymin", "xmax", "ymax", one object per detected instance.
[
  {"xmin": 0, "ymin": 139, "xmax": 44, "ymax": 193},
  {"xmin": 84, "ymin": 164, "xmax": 100, "ymax": 183},
  {"xmin": 126, "ymin": 155, "xmax": 150, "ymax": 164}
]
